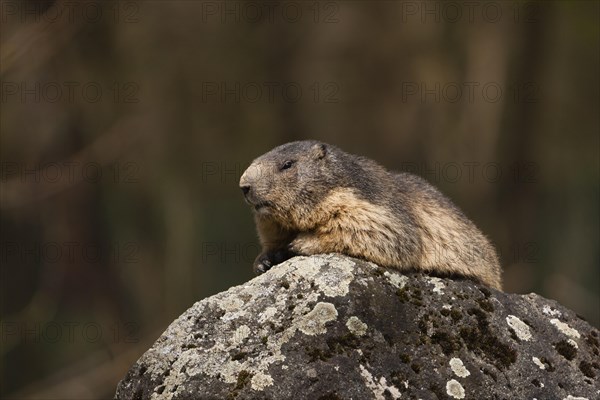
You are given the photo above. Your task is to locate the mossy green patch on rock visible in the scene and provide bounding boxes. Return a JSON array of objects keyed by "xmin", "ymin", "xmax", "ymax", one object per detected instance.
[
  {"xmin": 459, "ymin": 308, "xmax": 517, "ymax": 369},
  {"xmin": 431, "ymin": 330, "xmax": 462, "ymax": 355},
  {"xmin": 450, "ymin": 309, "xmax": 463, "ymax": 322},
  {"xmin": 579, "ymin": 360, "xmax": 596, "ymax": 378},
  {"xmin": 325, "ymin": 333, "xmax": 362, "ymax": 357},
  {"xmin": 235, "ymin": 370, "xmax": 252, "ymax": 390},
  {"xmin": 477, "ymin": 298, "xmax": 495, "ymax": 312},
  {"xmin": 410, "ymin": 363, "xmax": 421, "ymax": 373},
  {"xmin": 305, "ymin": 346, "xmax": 331, "ymax": 362},
  {"xmin": 396, "ymin": 287, "xmax": 410, "ymax": 303},
  {"xmin": 554, "ymin": 340, "xmax": 577, "ymax": 360}
]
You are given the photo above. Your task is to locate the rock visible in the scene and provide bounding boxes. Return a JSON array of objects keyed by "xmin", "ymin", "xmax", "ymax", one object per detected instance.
[{"xmin": 115, "ymin": 254, "xmax": 599, "ymax": 400}]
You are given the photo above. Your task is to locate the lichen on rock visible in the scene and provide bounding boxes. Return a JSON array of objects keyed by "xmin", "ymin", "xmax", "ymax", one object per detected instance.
[{"xmin": 115, "ymin": 254, "xmax": 600, "ymax": 400}]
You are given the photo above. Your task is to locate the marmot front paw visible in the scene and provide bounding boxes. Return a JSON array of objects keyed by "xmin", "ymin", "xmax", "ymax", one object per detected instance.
[
  {"xmin": 253, "ymin": 249, "xmax": 295, "ymax": 274},
  {"xmin": 253, "ymin": 252, "xmax": 273, "ymax": 274}
]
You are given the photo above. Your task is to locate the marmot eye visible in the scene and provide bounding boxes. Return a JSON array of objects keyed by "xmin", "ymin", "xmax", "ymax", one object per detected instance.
[{"xmin": 281, "ymin": 160, "xmax": 295, "ymax": 171}]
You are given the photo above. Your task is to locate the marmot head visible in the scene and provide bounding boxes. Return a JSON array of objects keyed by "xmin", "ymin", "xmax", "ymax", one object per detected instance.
[{"xmin": 239, "ymin": 140, "xmax": 339, "ymax": 227}]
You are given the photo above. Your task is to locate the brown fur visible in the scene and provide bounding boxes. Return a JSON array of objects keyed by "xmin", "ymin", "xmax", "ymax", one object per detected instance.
[{"xmin": 240, "ymin": 141, "xmax": 502, "ymax": 290}]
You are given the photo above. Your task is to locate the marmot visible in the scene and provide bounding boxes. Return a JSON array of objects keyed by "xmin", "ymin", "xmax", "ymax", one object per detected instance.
[{"xmin": 239, "ymin": 140, "xmax": 502, "ymax": 290}]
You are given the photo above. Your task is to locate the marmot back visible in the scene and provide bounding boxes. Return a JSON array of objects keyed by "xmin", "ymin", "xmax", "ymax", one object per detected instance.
[{"xmin": 239, "ymin": 140, "xmax": 502, "ymax": 290}]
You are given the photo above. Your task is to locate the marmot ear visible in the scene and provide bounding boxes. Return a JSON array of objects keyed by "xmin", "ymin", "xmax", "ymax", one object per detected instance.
[{"xmin": 310, "ymin": 143, "xmax": 327, "ymax": 160}]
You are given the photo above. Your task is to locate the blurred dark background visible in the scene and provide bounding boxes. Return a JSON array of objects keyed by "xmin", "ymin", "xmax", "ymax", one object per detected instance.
[{"xmin": 1, "ymin": 0, "xmax": 598, "ymax": 398}]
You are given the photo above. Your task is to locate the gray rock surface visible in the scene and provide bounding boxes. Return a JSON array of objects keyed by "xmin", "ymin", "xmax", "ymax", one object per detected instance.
[{"xmin": 115, "ymin": 254, "xmax": 599, "ymax": 400}]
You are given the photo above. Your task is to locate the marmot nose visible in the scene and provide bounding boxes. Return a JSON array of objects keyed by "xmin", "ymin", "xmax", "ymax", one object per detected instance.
[{"xmin": 240, "ymin": 185, "xmax": 251, "ymax": 196}]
